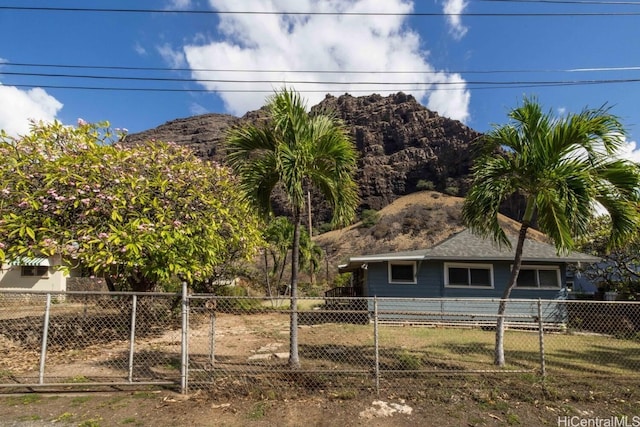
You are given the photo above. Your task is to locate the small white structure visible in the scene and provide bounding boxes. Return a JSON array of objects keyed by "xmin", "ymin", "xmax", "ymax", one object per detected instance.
[{"xmin": 0, "ymin": 255, "xmax": 68, "ymax": 291}]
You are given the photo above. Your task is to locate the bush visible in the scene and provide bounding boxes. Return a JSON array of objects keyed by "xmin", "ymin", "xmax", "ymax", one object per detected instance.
[
  {"xmin": 444, "ymin": 186, "xmax": 459, "ymax": 196},
  {"xmin": 317, "ymin": 222, "xmax": 334, "ymax": 234},
  {"xmin": 360, "ymin": 209, "xmax": 380, "ymax": 228},
  {"xmin": 215, "ymin": 286, "xmax": 263, "ymax": 311},
  {"xmin": 416, "ymin": 179, "xmax": 435, "ymax": 191}
]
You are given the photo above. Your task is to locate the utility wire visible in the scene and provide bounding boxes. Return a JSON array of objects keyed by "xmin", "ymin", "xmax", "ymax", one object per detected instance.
[
  {"xmin": 4, "ymin": 62, "xmax": 640, "ymax": 75},
  {"xmin": 7, "ymin": 79, "xmax": 637, "ymax": 93},
  {"xmin": 2, "ymin": 6, "xmax": 640, "ymax": 16},
  {"xmin": 3, "ymin": 71, "xmax": 640, "ymax": 86}
]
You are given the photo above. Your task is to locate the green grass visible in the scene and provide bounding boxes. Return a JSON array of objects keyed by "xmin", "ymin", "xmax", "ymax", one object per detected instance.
[
  {"xmin": 297, "ymin": 323, "xmax": 640, "ymax": 377},
  {"xmin": 55, "ymin": 412, "xmax": 74, "ymax": 422},
  {"xmin": 247, "ymin": 402, "xmax": 267, "ymax": 420},
  {"xmin": 17, "ymin": 415, "xmax": 41, "ymax": 421},
  {"xmin": 5, "ymin": 394, "xmax": 42, "ymax": 405},
  {"xmin": 78, "ymin": 417, "xmax": 102, "ymax": 427},
  {"xmin": 66, "ymin": 375, "xmax": 90, "ymax": 383},
  {"xmin": 71, "ymin": 396, "xmax": 92, "ymax": 406}
]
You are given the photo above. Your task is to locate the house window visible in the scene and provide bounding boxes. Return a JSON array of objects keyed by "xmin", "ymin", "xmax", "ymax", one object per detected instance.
[
  {"xmin": 445, "ymin": 263, "xmax": 493, "ymax": 288},
  {"xmin": 515, "ymin": 266, "xmax": 560, "ymax": 288},
  {"xmin": 21, "ymin": 266, "xmax": 49, "ymax": 277},
  {"xmin": 388, "ymin": 261, "xmax": 417, "ymax": 284}
]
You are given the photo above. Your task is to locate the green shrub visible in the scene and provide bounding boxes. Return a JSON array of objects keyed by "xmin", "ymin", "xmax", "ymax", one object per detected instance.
[
  {"xmin": 332, "ymin": 273, "xmax": 352, "ymax": 288},
  {"xmin": 444, "ymin": 186, "xmax": 459, "ymax": 196},
  {"xmin": 215, "ymin": 286, "xmax": 262, "ymax": 311},
  {"xmin": 416, "ymin": 179, "xmax": 435, "ymax": 191},
  {"xmin": 360, "ymin": 209, "xmax": 380, "ymax": 228},
  {"xmin": 317, "ymin": 222, "xmax": 334, "ymax": 234}
]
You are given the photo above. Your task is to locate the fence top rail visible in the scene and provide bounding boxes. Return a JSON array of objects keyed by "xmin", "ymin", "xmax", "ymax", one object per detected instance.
[
  {"xmin": 2, "ymin": 290, "xmax": 639, "ymax": 305},
  {"xmin": 0, "ymin": 289, "xmax": 180, "ymax": 297}
]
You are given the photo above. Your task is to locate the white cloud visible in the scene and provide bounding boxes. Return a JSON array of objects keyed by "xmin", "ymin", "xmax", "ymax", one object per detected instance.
[
  {"xmin": 166, "ymin": 0, "xmax": 192, "ymax": 10},
  {"xmin": 442, "ymin": 0, "xmax": 468, "ymax": 40},
  {"xmin": 181, "ymin": 0, "xmax": 470, "ymax": 122},
  {"xmin": 0, "ymin": 84, "xmax": 63, "ymax": 136},
  {"xmin": 133, "ymin": 42, "xmax": 147, "ymax": 56},
  {"xmin": 617, "ymin": 137, "xmax": 640, "ymax": 164},
  {"xmin": 157, "ymin": 43, "xmax": 187, "ymax": 68},
  {"xmin": 426, "ymin": 73, "xmax": 470, "ymax": 123}
]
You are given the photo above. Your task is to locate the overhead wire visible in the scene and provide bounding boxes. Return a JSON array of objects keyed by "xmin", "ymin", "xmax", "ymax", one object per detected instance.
[
  {"xmin": 7, "ymin": 78, "xmax": 638, "ymax": 94},
  {"xmin": 3, "ymin": 62, "xmax": 640, "ymax": 75},
  {"xmin": 1, "ymin": 5, "xmax": 640, "ymax": 16},
  {"xmin": 3, "ymin": 70, "xmax": 640, "ymax": 87}
]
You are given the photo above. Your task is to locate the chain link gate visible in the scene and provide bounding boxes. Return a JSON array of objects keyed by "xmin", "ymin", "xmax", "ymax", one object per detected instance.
[{"xmin": 0, "ymin": 290, "xmax": 181, "ymax": 391}]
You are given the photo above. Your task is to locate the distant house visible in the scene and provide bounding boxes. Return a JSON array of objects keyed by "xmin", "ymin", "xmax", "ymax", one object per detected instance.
[
  {"xmin": 0, "ymin": 255, "xmax": 69, "ymax": 292},
  {"xmin": 334, "ymin": 229, "xmax": 600, "ymax": 323}
]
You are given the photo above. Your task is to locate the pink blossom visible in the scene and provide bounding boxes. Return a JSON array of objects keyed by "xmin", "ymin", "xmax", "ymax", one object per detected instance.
[{"xmin": 77, "ymin": 118, "xmax": 87, "ymax": 126}]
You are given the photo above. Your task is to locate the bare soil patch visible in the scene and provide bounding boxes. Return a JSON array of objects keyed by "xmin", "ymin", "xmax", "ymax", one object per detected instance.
[
  {"xmin": 1, "ymin": 306, "xmax": 640, "ymax": 426},
  {"xmin": 1, "ymin": 375, "xmax": 639, "ymax": 427}
]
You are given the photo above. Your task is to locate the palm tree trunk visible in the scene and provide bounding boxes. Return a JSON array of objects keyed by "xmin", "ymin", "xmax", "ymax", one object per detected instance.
[
  {"xmin": 495, "ymin": 198, "xmax": 535, "ymax": 366},
  {"xmin": 264, "ymin": 250, "xmax": 273, "ymax": 299},
  {"xmin": 289, "ymin": 208, "xmax": 301, "ymax": 369}
]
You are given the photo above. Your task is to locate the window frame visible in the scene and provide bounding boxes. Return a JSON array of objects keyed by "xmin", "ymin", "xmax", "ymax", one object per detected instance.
[
  {"xmin": 388, "ymin": 261, "xmax": 417, "ymax": 285},
  {"xmin": 514, "ymin": 265, "xmax": 561, "ymax": 289},
  {"xmin": 444, "ymin": 262, "xmax": 494, "ymax": 289},
  {"xmin": 21, "ymin": 265, "xmax": 49, "ymax": 278}
]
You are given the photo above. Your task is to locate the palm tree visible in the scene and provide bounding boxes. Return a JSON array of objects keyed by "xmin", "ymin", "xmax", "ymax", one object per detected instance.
[
  {"xmin": 462, "ymin": 97, "xmax": 640, "ymax": 366},
  {"xmin": 226, "ymin": 88, "xmax": 359, "ymax": 368}
]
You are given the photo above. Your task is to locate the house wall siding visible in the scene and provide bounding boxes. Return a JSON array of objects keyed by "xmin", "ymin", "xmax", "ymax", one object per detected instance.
[
  {"xmin": 365, "ymin": 260, "xmax": 567, "ymax": 300},
  {"xmin": 366, "ymin": 261, "xmax": 442, "ymax": 298},
  {"xmin": 0, "ymin": 262, "xmax": 67, "ymax": 292}
]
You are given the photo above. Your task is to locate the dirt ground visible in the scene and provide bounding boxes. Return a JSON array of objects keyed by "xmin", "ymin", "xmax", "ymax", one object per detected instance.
[
  {"xmin": 2, "ymin": 304, "xmax": 640, "ymax": 426},
  {"xmin": 1, "ymin": 374, "xmax": 639, "ymax": 427}
]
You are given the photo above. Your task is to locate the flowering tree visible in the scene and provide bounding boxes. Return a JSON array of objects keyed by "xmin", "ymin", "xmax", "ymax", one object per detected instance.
[{"xmin": 0, "ymin": 120, "xmax": 263, "ymax": 291}]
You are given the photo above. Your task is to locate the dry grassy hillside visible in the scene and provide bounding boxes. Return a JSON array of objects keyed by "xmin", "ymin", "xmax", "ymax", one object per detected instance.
[{"xmin": 314, "ymin": 191, "xmax": 547, "ymax": 268}]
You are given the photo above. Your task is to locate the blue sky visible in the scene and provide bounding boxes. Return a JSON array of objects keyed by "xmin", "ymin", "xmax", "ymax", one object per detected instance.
[{"xmin": 1, "ymin": 0, "xmax": 640, "ymax": 159}]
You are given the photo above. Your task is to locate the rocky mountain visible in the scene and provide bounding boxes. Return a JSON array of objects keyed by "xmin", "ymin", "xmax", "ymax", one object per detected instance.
[{"xmin": 126, "ymin": 92, "xmax": 482, "ymax": 224}]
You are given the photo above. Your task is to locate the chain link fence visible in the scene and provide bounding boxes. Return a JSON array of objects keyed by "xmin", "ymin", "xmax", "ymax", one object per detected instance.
[
  {"xmin": 1, "ymin": 290, "xmax": 639, "ymax": 394},
  {"xmin": 0, "ymin": 290, "xmax": 181, "ymax": 390}
]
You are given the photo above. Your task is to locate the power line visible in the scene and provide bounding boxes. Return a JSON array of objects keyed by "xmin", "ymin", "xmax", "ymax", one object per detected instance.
[
  {"xmin": 1, "ymin": 6, "xmax": 640, "ymax": 16},
  {"xmin": 7, "ymin": 79, "xmax": 638, "ymax": 93},
  {"xmin": 3, "ymin": 62, "xmax": 640, "ymax": 75},
  {"xmin": 5, "ymin": 71, "xmax": 640, "ymax": 86},
  {"xmin": 3, "ymin": 70, "xmax": 640, "ymax": 86}
]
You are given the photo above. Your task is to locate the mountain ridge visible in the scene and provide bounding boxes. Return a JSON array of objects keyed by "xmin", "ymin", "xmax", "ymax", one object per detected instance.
[{"xmin": 126, "ymin": 92, "xmax": 482, "ymax": 224}]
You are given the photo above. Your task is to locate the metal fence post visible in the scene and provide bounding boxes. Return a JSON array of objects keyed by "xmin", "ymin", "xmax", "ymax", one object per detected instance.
[
  {"xmin": 180, "ymin": 281, "xmax": 189, "ymax": 394},
  {"xmin": 537, "ymin": 299, "xmax": 546, "ymax": 380},
  {"xmin": 39, "ymin": 293, "xmax": 52, "ymax": 385},
  {"xmin": 374, "ymin": 296, "xmax": 380, "ymax": 396},
  {"xmin": 128, "ymin": 294, "xmax": 137, "ymax": 383}
]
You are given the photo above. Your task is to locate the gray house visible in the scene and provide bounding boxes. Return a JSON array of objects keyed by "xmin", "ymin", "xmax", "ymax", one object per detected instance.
[{"xmin": 334, "ymin": 229, "xmax": 600, "ymax": 323}]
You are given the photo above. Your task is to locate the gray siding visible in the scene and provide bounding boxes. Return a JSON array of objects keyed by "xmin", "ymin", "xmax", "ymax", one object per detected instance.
[
  {"xmin": 366, "ymin": 260, "xmax": 567, "ymax": 300},
  {"xmin": 366, "ymin": 261, "xmax": 442, "ymax": 298},
  {"xmin": 363, "ymin": 260, "xmax": 568, "ymax": 322}
]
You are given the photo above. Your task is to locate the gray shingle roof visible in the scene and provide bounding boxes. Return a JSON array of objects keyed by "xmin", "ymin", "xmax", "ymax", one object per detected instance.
[{"xmin": 344, "ymin": 229, "xmax": 600, "ymax": 267}]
